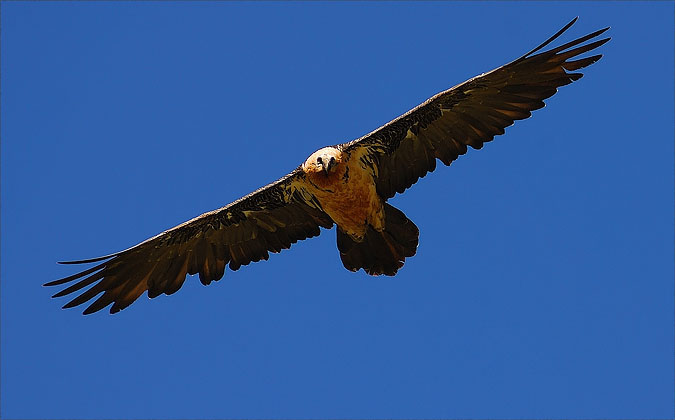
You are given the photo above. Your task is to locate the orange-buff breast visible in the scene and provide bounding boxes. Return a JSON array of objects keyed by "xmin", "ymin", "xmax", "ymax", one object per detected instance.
[{"xmin": 305, "ymin": 151, "xmax": 384, "ymax": 240}]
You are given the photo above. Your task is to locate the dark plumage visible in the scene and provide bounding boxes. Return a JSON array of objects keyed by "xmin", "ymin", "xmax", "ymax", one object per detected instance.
[{"xmin": 46, "ymin": 18, "xmax": 610, "ymax": 314}]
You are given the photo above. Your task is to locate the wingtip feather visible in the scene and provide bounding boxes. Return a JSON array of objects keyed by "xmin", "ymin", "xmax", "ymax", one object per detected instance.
[
  {"xmin": 519, "ymin": 16, "xmax": 579, "ymax": 58},
  {"xmin": 83, "ymin": 306, "xmax": 99, "ymax": 315},
  {"xmin": 58, "ymin": 253, "xmax": 116, "ymax": 265},
  {"xmin": 52, "ymin": 290, "xmax": 70, "ymax": 298},
  {"xmin": 62, "ymin": 300, "xmax": 79, "ymax": 310}
]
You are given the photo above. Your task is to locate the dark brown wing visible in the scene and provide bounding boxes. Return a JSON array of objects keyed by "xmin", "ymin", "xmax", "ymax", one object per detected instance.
[
  {"xmin": 342, "ymin": 18, "xmax": 610, "ymax": 199},
  {"xmin": 45, "ymin": 170, "xmax": 332, "ymax": 315}
]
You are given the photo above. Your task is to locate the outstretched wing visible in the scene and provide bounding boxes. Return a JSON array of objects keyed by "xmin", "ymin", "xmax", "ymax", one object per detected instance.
[
  {"xmin": 342, "ymin": 18, "xmax": 610, "ymax": 199},
  {"xmin": 45, "ymin": 170, "xmax": 332, "ymax": 314}
]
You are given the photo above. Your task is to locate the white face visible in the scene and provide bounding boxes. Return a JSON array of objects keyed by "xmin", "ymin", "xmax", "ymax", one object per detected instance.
[{"xmin": 302, "ymin": 147, "xmax": 342, "ymax": 174}]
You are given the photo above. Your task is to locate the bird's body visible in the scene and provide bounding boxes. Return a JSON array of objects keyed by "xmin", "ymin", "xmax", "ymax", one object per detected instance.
[
  {"xmin": 46, "ymin": 18, "xmax": 610, "ymax": 314},
  {"xmin": 302, "ymin": 146, "xmax": 385, "ymax": 241}
]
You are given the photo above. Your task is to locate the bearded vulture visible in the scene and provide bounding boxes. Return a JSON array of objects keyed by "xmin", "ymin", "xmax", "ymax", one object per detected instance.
[{"xmin": 45, "ymin": 18, "xmax": 610, "ymax": 314}]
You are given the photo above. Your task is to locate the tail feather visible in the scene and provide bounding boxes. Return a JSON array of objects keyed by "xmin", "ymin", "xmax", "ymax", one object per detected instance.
[{"xmin": 337, "ymin": 203, "xmax": 419, "ymax": 276}]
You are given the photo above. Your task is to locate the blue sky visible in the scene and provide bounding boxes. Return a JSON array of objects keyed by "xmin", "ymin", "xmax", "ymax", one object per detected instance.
[{"xmin": 1, "ymin": 2, "xmax": 673, "ymax": 419}]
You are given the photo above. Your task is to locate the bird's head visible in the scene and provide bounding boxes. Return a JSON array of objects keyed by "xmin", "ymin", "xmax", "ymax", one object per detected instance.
[{"xmin": 302, "ymin": 147, "xmax": 342, "ymax": 176}]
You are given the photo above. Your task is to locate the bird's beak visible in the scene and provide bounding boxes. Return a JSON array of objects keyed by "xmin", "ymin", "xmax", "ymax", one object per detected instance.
[{"xmin": 324, "ymin": 157, "xmax": 335, "ymax": 174}]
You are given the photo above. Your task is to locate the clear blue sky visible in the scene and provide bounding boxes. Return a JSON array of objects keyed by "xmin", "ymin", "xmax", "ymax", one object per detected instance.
[{"xmin": 2, "ymin": 2, "xmax": 673, "ymax": 419}]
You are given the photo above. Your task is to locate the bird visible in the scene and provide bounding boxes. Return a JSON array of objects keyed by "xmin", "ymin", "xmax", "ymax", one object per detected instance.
[{"xmin": 46, "ymin": 17, "xmax": 610, "ymax": 315}]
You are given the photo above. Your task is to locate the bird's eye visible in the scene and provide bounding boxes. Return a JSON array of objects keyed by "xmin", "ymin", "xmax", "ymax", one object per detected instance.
[{"xmin": 316, "ymin": 157, "xmax": 323, "ymax": 165}]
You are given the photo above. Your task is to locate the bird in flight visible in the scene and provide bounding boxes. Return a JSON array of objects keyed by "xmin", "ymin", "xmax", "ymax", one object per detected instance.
[{"xmin": 46, "ymin": 18, "xmax": 610, "ymax": 315}]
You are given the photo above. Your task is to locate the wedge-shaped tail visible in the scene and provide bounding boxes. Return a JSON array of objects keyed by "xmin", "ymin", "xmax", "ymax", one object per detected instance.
[{"xmin": 337, "ymin": 203, "xmax": 419, "ymax": 276}]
